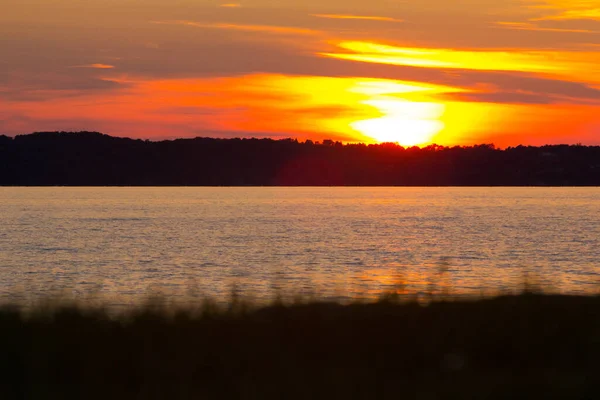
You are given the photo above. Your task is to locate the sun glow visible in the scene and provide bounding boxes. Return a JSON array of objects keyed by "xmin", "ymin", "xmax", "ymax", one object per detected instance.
[
  {"xmin": 352, "ymin": 102, "xmax": 444, "ymax": 146},
  {"xmin": 203, "ymin": 75, "xmax": 451, "ymax": 145},
  {"xmin": 348, "ymin": 81, "xmax": 446, "ymax": 146}
]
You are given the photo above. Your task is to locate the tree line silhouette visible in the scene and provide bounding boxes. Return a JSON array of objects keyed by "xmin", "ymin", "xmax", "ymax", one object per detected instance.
[{"xmin": 1, "ymin": 131, "xmax": 599, "ymax": 186}]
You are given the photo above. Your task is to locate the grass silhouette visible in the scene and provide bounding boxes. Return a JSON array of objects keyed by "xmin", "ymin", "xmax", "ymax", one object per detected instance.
[{"xmin": 2, "ymin": 287, "xmax": 600, "ymax": 399}]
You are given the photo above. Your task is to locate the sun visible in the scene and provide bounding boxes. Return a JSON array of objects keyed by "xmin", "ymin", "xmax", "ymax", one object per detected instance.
[{"xmin": 351, "ymin": 98, "xmax": 445, "ymax": 146}]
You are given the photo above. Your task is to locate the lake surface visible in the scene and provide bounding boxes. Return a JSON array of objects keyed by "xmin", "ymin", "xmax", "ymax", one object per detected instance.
[{"xmin": 1, "ymin": 187, "xmax": 599, "ymax": 306}]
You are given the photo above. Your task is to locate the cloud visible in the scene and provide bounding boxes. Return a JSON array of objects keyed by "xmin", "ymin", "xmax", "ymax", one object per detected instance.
[
  {"xmin": 4, "ymin": 18, "xmax": 598, "ymax": 107},
  {"xmin": 441, "ymin": 91, "xmax": 599, "ymax": 105},
  {"xmin": 69, "ymin": 64, "xmax": 115, "ymax": 69},
  {"xmin": 530, "ymin": 0, "xmax": 600, "ymax": 21},
  {"xmin": 459, "ymin": 73, "xmax": 600, "ymax": 102},
  {"xmin": 311, "ymin": 14, "xmax": 403, "ymax": 23},
  {"xmin": 151, "ymin": 20, "xmax": 320, "ymax": 36},
  {"xmin": 319, "ymin": 41, "xmax": 600, "ymax": 76},
  {"xmin": 0, "ymin": 71, "xmax": 128, "ymax": 102},
  {"xmin": 536, "ymin": 9, "xmax": 600, "ymax": 21},
  {"xmin": 495, "ymin": 21, "xmax": 596, "ymax": 33},
  {"xmin": 154, "ymin": 106, "xmax": 243, "ymax": 116}
]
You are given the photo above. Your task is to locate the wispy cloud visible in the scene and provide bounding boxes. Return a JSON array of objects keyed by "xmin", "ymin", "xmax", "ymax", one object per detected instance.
[
  {"xmin": 311, "ymin": 14, "xmax": 403, "ymax": 23},
  {"xmin": 531, "ymin": 0, "xmax": 600, "ymax": 21},
  {"xmin": 496, "ymin": 21, "xmax": 596, "ymax": 33},
  {"xmin": 320, "ymin": 41, "xmax": 568, "ymax": 73},
  {"xmin": 151, "ymin": 20, "xmax": 319, "ymax": 36},
  {"xmin": 69, "ymin": 64, "xmax": 115, "ymax": 69},
  {"xmin": 442, "ymin": 90, "xmax": 600, "ymax": 105},
  {"xmin": 539, "ymin": 9, "xmax": 600, "ymax": 20}
]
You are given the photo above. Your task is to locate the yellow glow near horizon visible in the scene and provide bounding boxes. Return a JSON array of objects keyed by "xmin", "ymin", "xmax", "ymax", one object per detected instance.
[
  {"xmin": 351, "ymin": 99, "xmax": 445, "ymax": 146},
  {"xmin": 226, "ymin": 75, "xmax": 453, "ymax": 145},
  {"xmin": 5, "ymin": 72, "xmax": 597, "ymax": 147},
  {"xmin": 4, "ymin": 73, "xmax": 453, "ymax": 146},
  {"xmin": 345, "ymin": 80, "xmax": 448, "ymax": 146}
]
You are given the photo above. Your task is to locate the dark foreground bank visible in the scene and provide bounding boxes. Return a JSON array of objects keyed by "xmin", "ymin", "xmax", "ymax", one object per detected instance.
[{"xmin": 2, "ymin": 294, "xmax": 600, "ymax": 399}]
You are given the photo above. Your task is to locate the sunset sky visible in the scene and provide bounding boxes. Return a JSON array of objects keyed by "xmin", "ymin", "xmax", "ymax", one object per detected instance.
[{"xmin": 1, "ymin": 0, "xmax": 599, "ymax": 147}]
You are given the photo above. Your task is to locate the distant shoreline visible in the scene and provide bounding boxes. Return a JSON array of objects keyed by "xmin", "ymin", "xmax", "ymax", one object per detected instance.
[{"xmin": 2, "ymin": 131, "xmax": 600, "ymax": 186}]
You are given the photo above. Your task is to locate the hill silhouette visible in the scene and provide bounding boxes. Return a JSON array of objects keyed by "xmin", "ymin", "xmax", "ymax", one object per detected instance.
[{"xmin": 1, "ymin": 131, "xmax": 599, "ymax": 186}]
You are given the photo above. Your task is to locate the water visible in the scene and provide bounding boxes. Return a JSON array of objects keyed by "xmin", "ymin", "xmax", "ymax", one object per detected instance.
[{"xmin": 1, "ymin": 187, "xmax": 599, "ymax": 306}]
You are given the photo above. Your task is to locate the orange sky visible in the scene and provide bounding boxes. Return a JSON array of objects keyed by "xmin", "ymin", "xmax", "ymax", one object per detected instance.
[{"xmin": 1, "ymin": 0, "xmax": 599, "ymax": 147}]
